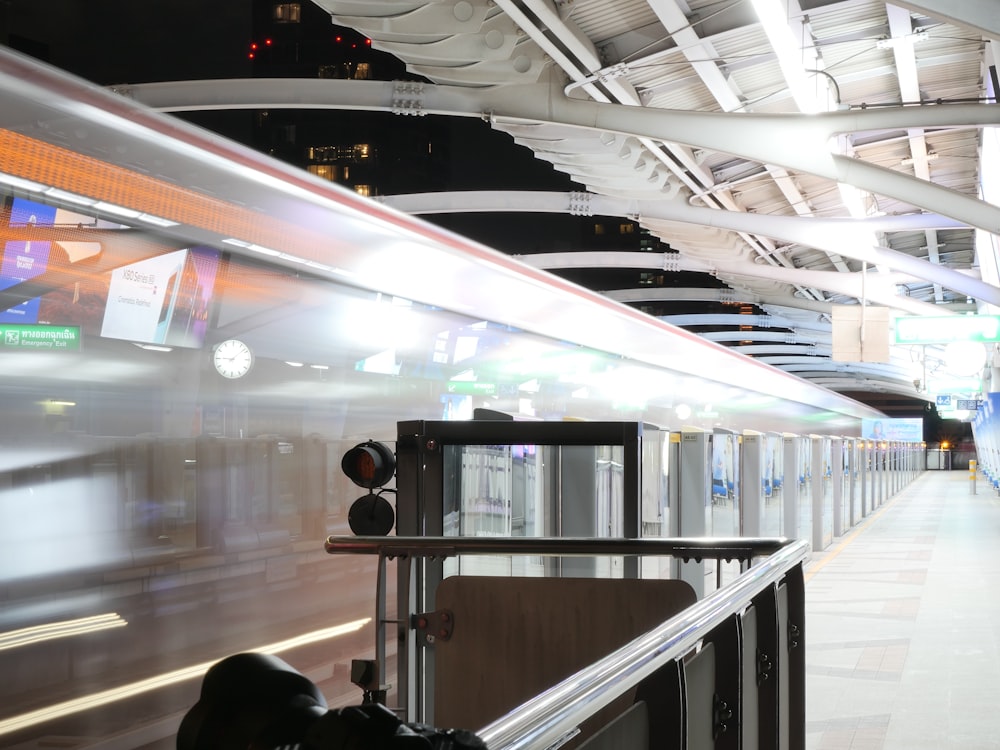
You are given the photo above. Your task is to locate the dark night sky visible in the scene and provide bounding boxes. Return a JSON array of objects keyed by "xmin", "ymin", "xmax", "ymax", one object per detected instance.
[{"xmin": 0, "ymin": 0, "xmax": 613, "ymax": 258}]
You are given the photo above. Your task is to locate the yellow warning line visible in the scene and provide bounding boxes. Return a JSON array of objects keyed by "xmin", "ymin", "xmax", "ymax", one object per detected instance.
[
  {"xmin": 805, "ymin": 474, "xmax": 996, "ymax": 583},
  {"xmin": 803, "ymin": 491, "xmax": 903, "ymax": 583}
]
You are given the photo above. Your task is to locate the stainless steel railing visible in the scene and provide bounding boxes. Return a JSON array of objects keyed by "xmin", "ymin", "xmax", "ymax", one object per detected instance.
[
  {"xmin": 476, "ymin": 539, "xmax": 808, "ymax": 750},
  {"xmin": 325, "ymin": 535, "xmax": 807, "ymax": 749}
]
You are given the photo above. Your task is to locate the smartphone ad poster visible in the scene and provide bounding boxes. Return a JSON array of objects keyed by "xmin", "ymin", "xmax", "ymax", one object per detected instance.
[{"xmin": 101, "ymin": 247, "xmax": 218, "ymax": 347}]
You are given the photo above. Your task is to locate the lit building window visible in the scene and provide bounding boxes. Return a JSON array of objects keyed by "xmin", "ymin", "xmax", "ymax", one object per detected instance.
[
  {"xmin": 354, "ymin": 185, "xmax": 372, "ymax": 197},
  {"xmin": 594, "ymin": 223, "xmax": 605, "ymax": 235},
  {"xmin": 319, "ymin": 62, "xmax": 371, "ymax": 80},
  {"xmin": 307, "ymin": 164, "xmax": 337, "ymax": 181},
  {"xmin": 304, "ymin": 145, "xmax": 375, "ymax": 166},
  {"xmin": 619, "ymin": 223, "xmax": 635, "ymax": 234},
  {"xmin": 273, "ymin": 3, "xmax": 301, "ymax": 22}
]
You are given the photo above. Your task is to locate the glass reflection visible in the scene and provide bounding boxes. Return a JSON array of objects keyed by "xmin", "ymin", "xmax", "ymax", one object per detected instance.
[{"xmin": 0, "ymin": 185, "xmax": 868, "ymax": 748}]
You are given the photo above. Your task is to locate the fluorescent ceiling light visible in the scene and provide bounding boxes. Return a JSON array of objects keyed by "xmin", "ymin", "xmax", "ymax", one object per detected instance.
[
  {"xmin": 133, "ymin": 343, "xmax": 173, "ymax": 352},
  {"xmin": 0, "ymin": 173, "xmax": 46, "ymax": 193},
  {"xmin": 44, "ymin": 187, "xmax": 96, "ymax": 206},
  {"xmin": 93, "ymin": 201, "xmax": 142, "ymax": 219},
  {"xmin": 751, "ymin": 0, "xmax": 828, "ymax": 113},
  {"xmin": 136, "ymin": 213, "xmax": 180, "ymax": 227}
]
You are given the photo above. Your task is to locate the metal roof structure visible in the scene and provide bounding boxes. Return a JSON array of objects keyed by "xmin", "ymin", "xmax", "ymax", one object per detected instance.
[{"xmin": 117, "ymin": 1, "xmax": 1000, "ymax": 403}]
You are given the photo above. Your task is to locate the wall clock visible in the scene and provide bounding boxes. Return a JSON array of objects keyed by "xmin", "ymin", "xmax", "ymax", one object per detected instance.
[{"xmin": 213, "ymin": 338, "xmax": 253, "ymax": 379}]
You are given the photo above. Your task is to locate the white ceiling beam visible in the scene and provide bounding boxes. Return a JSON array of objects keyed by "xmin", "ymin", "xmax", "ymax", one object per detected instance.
[
  {"xmin": 887, "ymin": 3, "xmax": 945, "ymax": 303},
  {"xmin": 381, "ymin": 190, "xmax": 991, "ymax": 307},
  {"xmin": 891, "ymin": 0, "xmax": 1000, "ymax": 39},
  {"xmin": 646, "ymin": 0, "xmax": 847, "ymax": 282},
  {"xmin": 123, "ymin": 77, "xmax": 1000, "ymax": 238}
]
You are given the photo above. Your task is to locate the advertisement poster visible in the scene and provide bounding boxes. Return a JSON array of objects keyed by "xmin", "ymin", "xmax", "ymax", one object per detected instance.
[
  {"xmin": 100, "ymin": 247, "xmax": 218, "ymax": 347},
  {"xmin": 0, "ymin": 198, "xmax": 56, "ymax": 323},
  {"xmin": 861, "ymin": 417, "xmax": 923, "ymax": 442}
]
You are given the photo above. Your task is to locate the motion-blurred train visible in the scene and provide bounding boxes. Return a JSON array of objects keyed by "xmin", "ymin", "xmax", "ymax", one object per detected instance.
[{"xmin": 0, "ymin": 48, "xmax": 916, "ymax": 748}]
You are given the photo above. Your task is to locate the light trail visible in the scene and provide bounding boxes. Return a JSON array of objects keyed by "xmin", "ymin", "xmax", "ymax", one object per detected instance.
[
  {"xmin": 0, "ymin": 617, "xmax": 370, "ymax": 737},
  {"xmin": 0, "ymin": 613, "xmax": 127, "ymax": 651}
]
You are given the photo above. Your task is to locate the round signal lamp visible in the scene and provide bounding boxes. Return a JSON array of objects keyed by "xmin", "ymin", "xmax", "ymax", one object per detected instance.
[{"xmin": 341, "ymin": 441, "xmax": 395, "ymax": 488}]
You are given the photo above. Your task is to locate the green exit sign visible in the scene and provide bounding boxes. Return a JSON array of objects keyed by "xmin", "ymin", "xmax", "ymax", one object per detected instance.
[
  {"xmin": 0, "ymin": 324, "xmax": 81, "ymax": 351},
  {"xmin": 895, "ymin": 315, "xmax": 1000, "ymax": 344}
]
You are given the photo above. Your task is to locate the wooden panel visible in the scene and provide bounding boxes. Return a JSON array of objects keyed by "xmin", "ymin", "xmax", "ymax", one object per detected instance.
[{"xmin": 432, "ymin": 576, "xmax": 697, "ymax": 730}]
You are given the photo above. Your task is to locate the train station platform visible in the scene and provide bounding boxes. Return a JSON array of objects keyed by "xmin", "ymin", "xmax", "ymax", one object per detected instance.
[{"xmin": 803, "ymin": 469, "xmax": 1000, "ymax": 749}]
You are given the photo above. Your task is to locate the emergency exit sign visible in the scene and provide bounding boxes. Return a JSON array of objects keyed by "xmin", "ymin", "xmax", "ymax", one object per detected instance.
[{"xmin": 0, "ymin": 324, "xmax": 81, "ymax": 351}]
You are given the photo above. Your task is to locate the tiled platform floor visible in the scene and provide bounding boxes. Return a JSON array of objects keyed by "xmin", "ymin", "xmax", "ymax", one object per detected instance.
[{"xmin": 804, "ymin": 470, "xmax": 1000, "ymax": 749}]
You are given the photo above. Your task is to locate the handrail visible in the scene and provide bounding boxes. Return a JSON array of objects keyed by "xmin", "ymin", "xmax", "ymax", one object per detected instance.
[
  {"xmin": 324, "ymin": 535, "xmax": 790, "ymax": 562},
  {"xmin": 474, "ymin": 539, "xmax": 809, "ymax": 750}
]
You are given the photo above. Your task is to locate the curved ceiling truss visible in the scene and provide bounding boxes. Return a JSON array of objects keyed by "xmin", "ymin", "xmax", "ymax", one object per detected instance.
[{"xmin": 122, "ymin": 0, "xmax": 1000, "ymax": 401}]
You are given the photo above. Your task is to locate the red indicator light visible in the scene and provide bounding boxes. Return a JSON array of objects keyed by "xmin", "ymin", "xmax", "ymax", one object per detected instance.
[
  {"xmin": 335, "ymin": 36, "xmax": 342, "ymax": 42},
  {"xmin": 250, "ymin": 42, "xmax": 258, "ymax": 50},
  {"xmin": 355, "ymin": 452, "xmax": 376, "ymax": 482},
  {"xmin": 341, "ymin": 441, "xmax": 395, "ymax": 488},
  {"xmin": 366, "ymin": 38, "xmax": 372, "ymax": 45},
  {"xmin": 265, "ymin": 38, "xmax": 272, "ymax": 46},
  {"xmin": 248, "ymin": 53, "xmax": 255, "ymax": 59}
]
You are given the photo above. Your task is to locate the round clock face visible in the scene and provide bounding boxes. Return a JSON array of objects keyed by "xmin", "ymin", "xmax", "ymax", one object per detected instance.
[{"xmin": 213, "ymin": 339, "xmax": 253, "ymax": 379}]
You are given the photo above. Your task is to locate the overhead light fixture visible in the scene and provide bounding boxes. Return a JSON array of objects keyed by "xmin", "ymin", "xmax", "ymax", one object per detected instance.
[
  {"xmin": 133, "ymin": 343, "xmax": 173, "ymax": 352},
  {"xmin": 136, "ymin": 213, "xmax": 180, "ymax": 227},
  {"xmin": 222, "ymin": 238, "xmax": 282, "ymax": 256},
  {"xmin": 0, "ymin": 173, "xmax": 46, "ymax": 193},
  {"xmin": 876, "ymin": 31, "xmax": 928, "ymax": 50},
  {"xmin": 750, "ymin": 0, "xmax": 829, "ymax": 113},
  {"xmin": 284, "ymin": 361, "xmax": 304, "ymax": 367},
  {"xmin": 93, "ymin": 201, "xmax": 142, "ymax": 219},
  {"xmin": 44, "ymin": 187, "xmax": 96, "ymax": 206}
]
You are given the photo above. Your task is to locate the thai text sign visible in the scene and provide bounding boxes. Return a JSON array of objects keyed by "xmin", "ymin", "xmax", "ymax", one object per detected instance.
[{"xmin": 0, "ymin": 324, "xmax": 81, "ymax": 351}]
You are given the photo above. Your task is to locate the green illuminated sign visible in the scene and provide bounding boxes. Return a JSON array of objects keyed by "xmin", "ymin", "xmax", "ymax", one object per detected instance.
[
  {"xmin": 0, "ymin": 324, "xmax": 81, "ymax": 351},
  {"xmin": 894, "ymin": 315, "xmax": 1000, "ymax": 344},
  {"xmin": 446, "ymin": 381, "xmax": 497, "ymax": 395}
]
